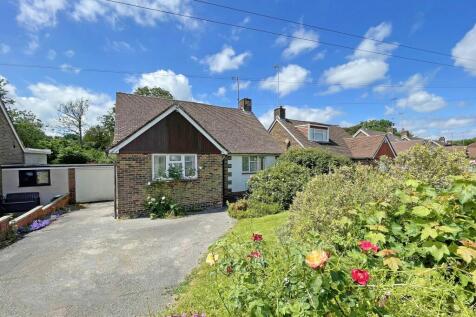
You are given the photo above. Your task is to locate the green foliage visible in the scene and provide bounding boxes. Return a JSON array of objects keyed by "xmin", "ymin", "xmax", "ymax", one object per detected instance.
[
  {"xmin": 84, "ymin": 108, "xmax": 115, "ymax": 150},
  {"xmin": 55, "ymin": 147, "xmax": 90, "ymax": 164},
  {"xmin": 289, "ymin": 164, "xmax": 400, "ymax": 241},
  {"xmin": 383, "ymin": 144, "xmax": 468, "ymax": 188},
  {"xmin": 145, "ymin": 194, "xmax": 182, "ymax": 219},
  {"xmin": 145, "ymin": 181, "xmax": 184, "ymax": 218},
  {"xmin": 279, "ymin": 147, "xmax": 351, "ymax": 176},
  {"xmin": 134, "ymin": 86, "xmax": 174, "ymax": 99},
  {"xmin": 0, "ymin": 77, "xmax": 15, "ymax": 106},
  {"xmin": 248, "ymin": 161, "xmax": 310, "ymax": 210},
  {"xmin": 228, "ymin": 199, "xmax": 283, "ymax": 219},
  {"xmin": 6, "ymin": 107, "xmax": 48, "ymax": 148},
  {"xmin": 345, "ymin": 119, "xmax": 397, "ymax": 136},
  {"xmin": 452, "ymin": 137, "xmax": 476, "ymax": 146}
]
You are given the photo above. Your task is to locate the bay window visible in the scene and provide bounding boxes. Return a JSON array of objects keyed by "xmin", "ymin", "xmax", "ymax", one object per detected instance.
[{"xmin": 152, "ymin": 154, "xmax": 197, "ymax": 180}]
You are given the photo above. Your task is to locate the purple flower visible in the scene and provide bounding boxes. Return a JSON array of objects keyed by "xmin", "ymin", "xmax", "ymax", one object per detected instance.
[{"xmin": 29, "ymin": 219, "xmax": 51, "ymax": 231}]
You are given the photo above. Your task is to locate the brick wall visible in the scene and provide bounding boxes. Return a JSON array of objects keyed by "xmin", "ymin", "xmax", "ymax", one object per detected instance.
[
  {"xmin": 116, "ymin": 154, "xmax": 224, "ymax": 218},
  {"xmin": 269, "ymin": 121, "xmax": 302, "ymax": 152},
  {"xmin": 0, "ymin": 216, "xmax": 12, "ymax": 240}
]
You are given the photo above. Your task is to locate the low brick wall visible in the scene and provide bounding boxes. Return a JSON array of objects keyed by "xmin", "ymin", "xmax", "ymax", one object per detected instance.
[
  {"xmin": 0, "ymin": 216, "xmax": 12, "ymax": 240},
  {"xmin": 10, "ymin": 194, "xmax": 70, "ymax": 229}
]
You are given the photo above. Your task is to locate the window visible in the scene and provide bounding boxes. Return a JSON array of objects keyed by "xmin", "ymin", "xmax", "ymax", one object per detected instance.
[
  {"xmin": 152, "ymin": 154, "xmax": 197, "ymax": 180},
  {"xmin": 242, "ymin": 156, "xmax": 262, "ymax": 173},
  {"xmin": 19, "ymin": 170, "xmax": 51, "ymax": 187},
  {"xmin": 309, "ymin": 127, "xmax": 329, "ymax": 142}
]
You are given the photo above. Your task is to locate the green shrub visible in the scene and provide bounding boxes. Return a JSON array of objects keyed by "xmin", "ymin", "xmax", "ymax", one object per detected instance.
[
  {"xmin": 228, "ymin": 199, "xmax": 282, "ymax": 219},
  {"xmin": 279, "ymin": 147, "xmax": 351, "ymax": 175},
  {"xmin": 248, "ymin": 161, "xmax": 310, "ymax": 210},
  {"xmin": 382, "ymin": 144, "xmax": 467, "ymax": 188},
  {"xmin": 201, "ymin": 175, "xmax": 476, "ymax": 316},
  {"xmin": 144, "ymin": 181, "xmax": 184, "ymax": 218},
  {"xmin": 55, "ymin": 147, "xmax": 90, "ymax": 164},
  {"xmin": 288, "ymin": 164, "xmax": 400, "ymax": 242}
]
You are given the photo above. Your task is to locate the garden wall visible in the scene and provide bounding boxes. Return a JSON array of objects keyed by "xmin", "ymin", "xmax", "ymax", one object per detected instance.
[
  {"xmin": 0, "ymin": 215, "xmax": 12, "ymax": 240},
  {"xmin": 9, "ymin": 194, "xmax": 70, "ymax": 229}
]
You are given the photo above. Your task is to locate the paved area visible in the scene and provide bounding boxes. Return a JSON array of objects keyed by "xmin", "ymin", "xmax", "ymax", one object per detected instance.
[{"xmin": 0, "ymin": 202, "xmax": 234, "ymax": 317}]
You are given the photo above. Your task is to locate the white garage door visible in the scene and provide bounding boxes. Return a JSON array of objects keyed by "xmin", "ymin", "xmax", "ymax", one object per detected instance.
[{"xmin": 75, "ymin": 166, "xmax": 114, "ymax": 203}]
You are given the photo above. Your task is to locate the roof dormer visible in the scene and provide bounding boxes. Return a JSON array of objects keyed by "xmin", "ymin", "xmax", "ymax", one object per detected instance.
[{"xmin": 308, "ymin": 125, "xmax": 330, "ymax": 143}]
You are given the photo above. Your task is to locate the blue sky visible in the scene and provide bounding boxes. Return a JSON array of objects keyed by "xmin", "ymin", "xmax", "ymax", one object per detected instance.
[{"xmin": 1, "ymin": 0, "xmax": 475, "ymax": 139}]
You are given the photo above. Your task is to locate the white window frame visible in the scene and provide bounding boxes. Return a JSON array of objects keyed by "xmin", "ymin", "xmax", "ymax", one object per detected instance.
[
  {"xmin": 308, "ymin": 126, "xmax": 329, "ymax": 143},
  {"xmin": 152, "ymin": 154, "xmax": 198, "ymax": 180},
  {"xmin": 242, "ymin": 155, "xmax": 263, "ymax": 174}
]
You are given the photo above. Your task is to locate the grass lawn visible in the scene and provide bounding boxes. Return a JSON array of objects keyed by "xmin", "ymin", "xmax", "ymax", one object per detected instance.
[{"xmin": 161, "ymin": 211, "xmax": 289, "ymax": 317}]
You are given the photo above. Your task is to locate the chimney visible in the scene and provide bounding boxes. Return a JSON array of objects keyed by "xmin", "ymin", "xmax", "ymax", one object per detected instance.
[
  {"xmin": 274, "ymin": 106, "xmax": 286, "ymax": 119},
  {"xmin": 400, "ymin": 129, "xmax": 409, "ymax": 139},
  {"xmin": 386, "ymin": 127, "xmax": 395, "ymax": 134},
  {"xmin": 438, "ymin": 136, "xmax": 446, "ymax": 144},
  {"xmin": 239, "ymin": 98, "xmax": 252, "ymax": 112}
]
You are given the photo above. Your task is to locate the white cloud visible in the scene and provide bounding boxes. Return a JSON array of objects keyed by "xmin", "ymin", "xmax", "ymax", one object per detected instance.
[
  {"xmin": 259, "ymin": 64, "xmax": 310, "ymax": 97},
  {"xmin": 64, "ymin": 49, "xmax": 75, "ymax": 58},
  {"xmin": 259, "ymin": 105, "xmax": 340, "ymax": 129},
  {"xmin": 396, "ymin": 91, "xmax": 446, "ymax": 112},
  {"xmin": 0, "ymin": 44, "xmax": 11, "ymax": 54},
  {"xmin": 384, "ymin": 105, "xmax": 395, "ymax": 115},
  {"xmin": 313, "ymin": 50, "xmax": 326, "ymax": 61},
  {"xmin": 47, "ymin": 49, "xmax": 56, "ymax": 60},
  {"xmin": 321, "ymin": 22, "xmax": 398, "ymax": 93},
  {"xmin": 71, "ymin": 0, "xmax": 199, "ymax": 29},
  {"xmin": 201, "ymin": 46, "xmax": 251, "ymax": 73},
  {"xmin": 399, "ymin": 116, "xmax": 476, "ymax": 138},
  {"xmin": 282, "ymin": 27, "xmax": 319, "ymax": 58},
  {"xmin": 25, "ymin": 35, "xmax": 39, "ymax": 54},
  {"xmin": 60, "ymin": 64, "xmax": 81, "ymax": 74},
  {"xmin": 9, "ymin": 81, "xmax": 113, "ymax": 133},
  {"xmin": 214, "ymin": 86, "xmax": 226, "ymax": 97},
  {"xmin": 129, "ymin": 69, "xmax": 193, "ymax": 101},
  {"xmin": 231, "ymin": 80, "xmax": 251, "ymax": 90},
  {"xmin": 17, "ymin": 0, "xmax": 67, "ymax": 30},
  {"xmin": 105, "ymin": 39, "xmax": 134, "ymax": 52},
  {"xmin": 376, "ymin": 73, "xmax": 447, "ymax": 113},
  {"xmin": 452, "ymin": 24, "xmax": 476, "ymax": 75}
]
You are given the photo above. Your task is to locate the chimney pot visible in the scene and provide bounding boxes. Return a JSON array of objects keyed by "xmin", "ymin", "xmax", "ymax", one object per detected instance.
[
  {"xmin": 239, "ymin": 98, "xmax": 252, "ymax": 112},
  {"xmin": 274, "ymin": 106, "xmax": 286, "ymax": 119}
]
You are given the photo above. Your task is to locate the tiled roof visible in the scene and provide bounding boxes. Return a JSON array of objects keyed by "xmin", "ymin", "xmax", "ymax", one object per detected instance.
[
  {"xmin": 277, "ymin": 118, "xmax": 352, "ymax": 157},
  {"xmin": 467, "ymin": 142, "xmax": 476, "ymax": 159},
  {"xmin": 343, "ymin": 135, "xmax": 387, "ymax": 159},
  {"xmin": 391, "ymin": 140, "xmax": 426, "ymax": 154},
  {"xmin": 113, "ymin": 93, "xmax": 282, "ymax": 154},
  {"xmin": 360, "ymin": 128, "xmax": 386, "ymax": 136}
]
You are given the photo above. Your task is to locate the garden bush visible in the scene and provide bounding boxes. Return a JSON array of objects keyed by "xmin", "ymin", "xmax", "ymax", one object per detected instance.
[
  {"xmin": 279, "ymin": 147, "xmax": 351, "ymax": 176},
  {"xmin": 201, "ymin": 175, "xmax": 476, "ymax": 316},
  {"xmin": 228, "ymin": 199, "xmax": 282, "ymax": 219},
  {"xmin": 382, "ymin": 144, "xmax": 468, "ymax": 188},
  {"xmin": 247, "ymin": 161, "xmax": 310, "ymax": 210},
  {"xmin": 288, "ymin": 164, "xmax": 400, "ymax": 241}
]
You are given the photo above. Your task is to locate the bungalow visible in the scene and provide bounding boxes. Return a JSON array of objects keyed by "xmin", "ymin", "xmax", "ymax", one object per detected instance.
[
  {"xmin": 268, "ymin": 106, "xmax": 396, "ymax": 162},
  {"xmin": 109, "ymin": 93, "xmax": 282, "ymax": 218},
  {"xmin": 0, "ymin": 100, "xmax": 51, "ymax": 197}
]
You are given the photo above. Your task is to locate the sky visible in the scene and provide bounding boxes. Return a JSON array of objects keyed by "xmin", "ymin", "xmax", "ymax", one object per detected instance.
[{"xmin": 1, "ymin": 0, "xmax": 475, "ymax": 140}]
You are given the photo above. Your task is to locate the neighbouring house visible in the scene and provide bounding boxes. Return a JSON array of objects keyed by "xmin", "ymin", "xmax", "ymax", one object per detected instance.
[
  {"xmin": 268, "ymin": 106, "xmax": 396, "ymax": 162},
  {"xmin": 0, "ymin": 100, "xmax": 51, "ymax": 197},
  {"xmin": 467, "ymin": 142, "xmax": 476, "ymax": 159},
  {"xmin": 109, "ymin": 93, "xmax": 282, "ymax": 218}
]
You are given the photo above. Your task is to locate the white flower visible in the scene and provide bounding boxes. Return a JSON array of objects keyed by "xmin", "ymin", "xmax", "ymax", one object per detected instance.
[
  {"xmin": 161, "ymin": 196, "xmax": 166, "ymax": 201},
  {"xmin": 147, "ymin": 182, "xmax": 151, "ymax": 186}
]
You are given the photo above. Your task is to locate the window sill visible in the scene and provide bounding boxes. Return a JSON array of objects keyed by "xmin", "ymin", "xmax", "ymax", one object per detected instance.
[
  {"xmin": 151, "ymin": 177, "xmax": 198, "ymax": 183},
  {"xmin": 242, "ymin": 172, "xmax": 258, "ymax": 175}
]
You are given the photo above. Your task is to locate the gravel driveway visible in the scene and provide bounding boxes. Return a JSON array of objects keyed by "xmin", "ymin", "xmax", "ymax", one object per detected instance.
[{"xmin": 0, "ymin": 202, "xmax": 234, "ymax": 317}]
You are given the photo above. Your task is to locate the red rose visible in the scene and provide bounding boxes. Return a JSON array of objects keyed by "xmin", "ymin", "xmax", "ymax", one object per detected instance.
[
  {"xmin": 252, "ymin": 233, "xmax": 263, "ymax": 242},
  {"xmin": 359, "ymin": 240, "xmax": 379, "ymax": 253},
  {"xmin": 351, "ymin": 269, "xmax": 370, "ymax": 285},
  {"xmin": 249, "ymin": 250, "xmax": 262, "ymax": 258}
]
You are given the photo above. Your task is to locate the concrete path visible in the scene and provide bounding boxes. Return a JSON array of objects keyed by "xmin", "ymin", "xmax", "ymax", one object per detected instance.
[{"xmin": 0, "ymin": 202, "xmax": 234, "ymax": 317}]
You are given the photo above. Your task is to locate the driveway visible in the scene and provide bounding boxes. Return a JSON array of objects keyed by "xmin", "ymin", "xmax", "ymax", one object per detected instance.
[{"xmin": 0, "ymin": 202, "xmax": 235, "ymax": 317}]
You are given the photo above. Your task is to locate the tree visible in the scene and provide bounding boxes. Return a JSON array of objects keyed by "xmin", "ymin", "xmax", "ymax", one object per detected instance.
[
  {"xmin": 134, "ymin": 86, "xmax": 174, "ymax": 99},
  {"xmin": 7, "ymin": 108, "xmax": 48, "ymax": 148},
  {"xmin": 345, "ymin": 119, "xmax": 397, "ymax": 135},
  {"xmin": 57, "ymin": 99, "xmax": 89, "ymax": 146},
  {"xmin": 84, "ymin": 107, "xmax": 115, "ymax": 151},
  {"xmin": 0, "ymin": 78, "xmax": 15, "ymax": 106}
]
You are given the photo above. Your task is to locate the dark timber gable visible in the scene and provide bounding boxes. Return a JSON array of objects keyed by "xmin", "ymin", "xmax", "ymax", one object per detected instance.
[{"xmin": 119, "ymin": 111, "xmax": 221, "ymax": 154}]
